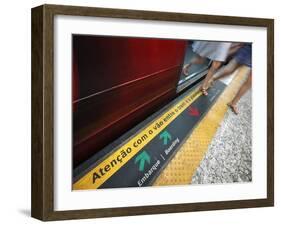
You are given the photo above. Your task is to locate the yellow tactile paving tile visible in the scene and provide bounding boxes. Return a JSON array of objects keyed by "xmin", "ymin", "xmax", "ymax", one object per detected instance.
[{"xmin": 153, "ymin": 66, "xmax": 250, "ymax": 186}]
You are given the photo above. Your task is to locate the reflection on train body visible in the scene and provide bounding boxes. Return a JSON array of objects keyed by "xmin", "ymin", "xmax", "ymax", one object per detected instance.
[{"xmin": 72, "ymin": 37, "xmax": 208, "ymax": 168}]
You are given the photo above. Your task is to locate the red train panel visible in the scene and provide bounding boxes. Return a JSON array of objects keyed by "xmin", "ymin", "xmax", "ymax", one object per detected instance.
[{"xmin": 73, "ymin": 35, "xmax": 187, "ymax": 167}]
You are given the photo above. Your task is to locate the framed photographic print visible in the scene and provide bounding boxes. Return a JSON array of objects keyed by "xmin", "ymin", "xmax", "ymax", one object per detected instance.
[{"xmin": 31, "ymin": 4, "xmax": 274, "ymax": 221}]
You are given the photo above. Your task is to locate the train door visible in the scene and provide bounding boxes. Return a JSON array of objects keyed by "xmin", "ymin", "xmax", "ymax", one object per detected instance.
[{"xmin": 177, "ymin": 41, "xmax": 211, "ymax": 92}]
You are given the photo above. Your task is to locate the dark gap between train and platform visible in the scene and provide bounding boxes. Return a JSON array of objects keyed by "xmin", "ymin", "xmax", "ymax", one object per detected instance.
[
  {"xmin": 72, "ymin": 68, "xmax": 208, "ymax": 183},
  {"xmin": 73, "ymin": 81, "xmax": 226, "ymax": 189},
  {"xmin": 73, "ymin": 80, "xmax": 202, "ymax": 182}
]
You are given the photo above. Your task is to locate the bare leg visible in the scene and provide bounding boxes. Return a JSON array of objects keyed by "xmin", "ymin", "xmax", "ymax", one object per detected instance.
[
  {"xmin": 228, "ymin": 71, "xmax": 252, "ymax": 114},
  {"xmin": 183, "ymin": 54, "xmax": 205, "ymax": 76},
  {"xmin": 201, "ymin": 60, "xmax": 222, "ymax": 95},
  {"xmin": 213, "ymin": 59, "xmax": 239, "ymax": 81},
  {"xmin": 227, "ymin": 43, "xmax": 243, "ymax": 57}
]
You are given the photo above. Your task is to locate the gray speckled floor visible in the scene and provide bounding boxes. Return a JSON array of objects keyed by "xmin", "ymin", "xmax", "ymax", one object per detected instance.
[{"xmin": 191, "ymin": 90, "xmax": 252, "ymax": 184}]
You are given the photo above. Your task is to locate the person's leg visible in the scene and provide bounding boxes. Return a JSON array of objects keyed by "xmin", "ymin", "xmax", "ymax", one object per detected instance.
[
  {"xmin": 213, "ymin": 59, "xmax": 239, "ymax": 81},
  {"xmin": 183, "ymin": 54, "xmax": 205, "ymax": 76},
  {"xmin": 228, "ymin": 71, "xmax": 252, "ymax": 114},
  {"xmin": 206, "ymin": 59, "xmax": 239, "ymax": 89},
  {"xmin": 201, "ymin": 60, "xmax": 222, "ymax": 95},
  {"xmin": 227, "ymin": 43, "xmax": 243, "ymax": 57}
]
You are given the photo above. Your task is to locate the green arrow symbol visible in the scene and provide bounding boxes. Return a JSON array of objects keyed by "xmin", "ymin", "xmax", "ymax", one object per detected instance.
[
  {"xmin": 159, "ymin": 130, "xmax": 172, "ymax": 145},
  {"xmin": 134, "ymin": 151, "xmax": 151, "ymax": 172}
]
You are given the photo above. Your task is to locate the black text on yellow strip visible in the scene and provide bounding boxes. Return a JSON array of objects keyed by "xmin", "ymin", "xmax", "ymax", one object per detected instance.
[{"xmin": 73, "ymin": 88, "xmax": 202, "ymax": 190}]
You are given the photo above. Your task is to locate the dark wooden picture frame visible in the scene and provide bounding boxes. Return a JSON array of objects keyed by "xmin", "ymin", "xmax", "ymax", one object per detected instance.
[{"xmin": 31, "ymin": 4, "xmax": 274, "ymax": 221}]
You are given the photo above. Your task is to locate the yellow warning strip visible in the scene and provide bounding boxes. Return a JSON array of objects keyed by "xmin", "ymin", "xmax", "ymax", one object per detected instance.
[
  {"xmin": 153, "ymin": 66, "xmax": 249, "ymax": 186},
  {"xmin": 73, "ymin": 86, "xmax": 203, "ymax": 190}
]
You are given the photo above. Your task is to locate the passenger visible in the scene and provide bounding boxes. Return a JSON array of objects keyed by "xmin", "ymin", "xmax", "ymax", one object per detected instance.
[
  {"xmin": 183, "ymin": 41, "xmax": 232, "ymax": 95},
  {"xmin": 227, "ymin": 42, "xmax": 244, "ymax": 58},
  {"xmin": 210, "ymin": 43, "xmax": 252, "ymax": 115}
]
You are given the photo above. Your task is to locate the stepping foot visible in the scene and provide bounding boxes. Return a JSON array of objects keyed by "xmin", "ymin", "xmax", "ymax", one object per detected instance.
[
  {"xmin": 201, "ymin": 87, "xmax": 208, "ymax": 96},
  {"xmin": 227, "ymin": 103, "xmax": 238, "ymax": 115},
  {"xmin": 183, "ymin": 63, "xmax": 191, "ymax": 76}
]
